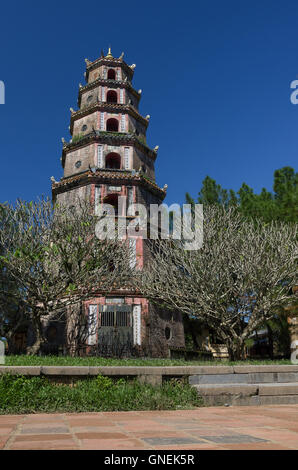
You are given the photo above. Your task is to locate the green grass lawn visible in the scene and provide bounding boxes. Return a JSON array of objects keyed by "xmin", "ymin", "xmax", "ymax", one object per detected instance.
[
  {"xmin": 0, "ymin": 374, "xmax": 203, "ymax": 414},
  {"xmin": 2, "ymin": 355, "xmax": 293, "ymax": 366}
]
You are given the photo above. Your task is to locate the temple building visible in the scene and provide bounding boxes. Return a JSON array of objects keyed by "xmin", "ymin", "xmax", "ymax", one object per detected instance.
[{"xmin": 50, "ymin": 48, "xmax": 185, "ymax": 357}]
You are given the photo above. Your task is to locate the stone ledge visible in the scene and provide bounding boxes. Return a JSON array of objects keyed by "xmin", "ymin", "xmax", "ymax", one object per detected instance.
[
  {"xmin": 193, "ymin": 383, "xmax": 259, "ymax": 396},
  {"xmin": 258, "ymin": 382, "xmax": 298, "ymax": 396},
  {"xmin": 277, "ymin": 372, "xmax": 298, "ymax": 382},
  {"xmin": 200, "ymin": 394, "xmax": 298, "ymax": 406},
  {"xmin": 193, "ymin": 381, "xmax": 298, "ymax": 406},
  {"xmin": 40, "ymin": 366, "xmax": 89, "ymax": 376},
  {"xmin": 258, "ymin": 395, "xmax": 298, "ymax": 405},
  {"xmin": 202, "ymin": 395, "xmax": 261, "ymax": 406},
  {"xmin": 0, "ymin": 365, "xmax": 234, "ymax": 376},
  {"xmin": 194, "ymin": 382, "xmax": 298, "ymax": 397},
  {"xmin": 232, "ymin": 365, "xmax": 298, "ymax": 373},
  {"xmin": 189, "ymin": 373, "xmax": 248, "ymax": 385},
  {"xmin": 0, "ymin": 366, "xmax": 41, "ymax": 376},
  {"xmin": 1, "ymin": 364, "xmax": 298, "ymax": 378},
  {"xmin": 190, "ymin": 371, "xmax": 298, "ymax": 384}
]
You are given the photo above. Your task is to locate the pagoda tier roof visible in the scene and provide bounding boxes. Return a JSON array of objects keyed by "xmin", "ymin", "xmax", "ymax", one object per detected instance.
[
  {"xmin": 61, "ymin": 131, "xmax": 157, "ymax": 167},
  {"xmin": 70, "ymin": 102, "xmax": 149, "ymax": 133},
  {"xmin": 52, "ymin": 169, "xmax": 166, "ymax": 200},
  {"xmin": 85, "ymin": 56, "xmax": 134, "ymax": 81},
  {"xmin": 78, "ymin": 78, "xmax": 141, "ymax": 102}
]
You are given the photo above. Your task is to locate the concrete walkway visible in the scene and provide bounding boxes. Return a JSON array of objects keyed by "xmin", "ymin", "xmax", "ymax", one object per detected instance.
[{"xmin": 1, "ymin": 405, "xmax": 298, "ymax": 450}]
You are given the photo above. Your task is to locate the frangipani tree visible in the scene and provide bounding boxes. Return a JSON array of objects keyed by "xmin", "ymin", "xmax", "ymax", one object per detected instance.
[
  {"xmin": 0, "ymin": 199, "xmax": 130, "ymax": 354},
  {"xmin": 137, "ymin": 206, "xmax": 297, "ymax": 360}
]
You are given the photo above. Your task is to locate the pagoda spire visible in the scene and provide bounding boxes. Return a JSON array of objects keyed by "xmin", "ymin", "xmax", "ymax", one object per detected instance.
[{"xmin": 106, "ymin": 47, "xmax": 113, "ymax": 59}]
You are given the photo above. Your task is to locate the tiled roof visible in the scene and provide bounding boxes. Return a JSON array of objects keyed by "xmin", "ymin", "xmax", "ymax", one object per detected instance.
[
  {"xmin": 52, "ymin": 169, "xmax": 166, "ymax": 199},
  {"xmin": 78, "ymin": 78, "xmax": 140, "ymax": 100},
  {"xmin": 61, "ymin": 131, "xmax": 157, "ymax": 166},
  {"xmin": 70, "ymin": 102, "xmax": 148, "ymax": 130},
  {"xmin": 85, "ymin": 56, "xmax": 134, "ymax": 79}
]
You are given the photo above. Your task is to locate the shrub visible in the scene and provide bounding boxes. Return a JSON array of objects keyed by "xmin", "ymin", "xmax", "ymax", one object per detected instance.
[{"xmin": 0, "ymin": 374, "xmax": 202, "ymax": 414}]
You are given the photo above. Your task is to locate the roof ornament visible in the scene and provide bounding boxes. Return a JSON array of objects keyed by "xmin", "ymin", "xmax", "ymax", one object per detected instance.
[
  {"xmin": 61, "ymin": 137, "xmax": 66, "ymax": 145},
  {"xmin": 145, "ymin": 114, "xmax": 150, "ymax": 120},
  {"xmin": 138, "ymin": 89, "xmax": 142, "ymax": 94},
  {"xmin": 106, "ymin": 47, "xmax": 113, "ymax": 59},
  {"xmin": 119, "ymin": 52, "xmax": 124, "ymax": 59},
  {"xmin": 79, "ymin": 83, "xmax": 83, "ymax": 88},
  {"xmin": 154, "ymin": 145, "xmax": 159, "ymax": 152},
  {"xmin": 85, "ymin": 58, "xmax": 91, "ymax": 66},
  {"xmin": 50, "ymin": 176, "xmax": 57, "ymax": 184},
  {"xmin": 130, "ymin": 64, "xmax": 136, "ymax": 70},
  {"xmin": 70, "ymin": 107, "xmax": 75, "ymax": 114},
  {"xmin": 89, "ymin": 165, "xmax": 97, "ymax": 174},
  {"xmin": 163, "ymin": 184, "xmax": 168, "ymax": 191}
]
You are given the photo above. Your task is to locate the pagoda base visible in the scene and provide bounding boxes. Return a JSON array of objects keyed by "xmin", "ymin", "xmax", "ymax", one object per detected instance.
[{"xmin": 61, "ymin": 295, "xmax": 185, "ymax": 358}]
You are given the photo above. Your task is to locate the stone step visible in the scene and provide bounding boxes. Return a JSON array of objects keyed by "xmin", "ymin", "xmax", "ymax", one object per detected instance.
[
  {"xmin": 193, "ymin": 382, "xmax": 298, "ymax": 406},
  {"xmin": 189, "ymin": 371, "xmax": 298, "ymax": 385},
  {"xmin": 194, "ymin": 382, "xmax": 298, "ymax": 395}
]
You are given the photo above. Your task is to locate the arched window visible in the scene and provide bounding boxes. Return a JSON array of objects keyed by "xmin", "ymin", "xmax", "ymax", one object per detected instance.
[
  {"xmin": 107, "ymin": 90, "xmax": 118, "ymax": 103},
  {"xmin": 106, "ymin": 152, "xmax": 121, "ymax": 169},
  {"xmin": 103, "ymin": 194, "xmax": 119, "ymax": 215},
  {"xmin": 106, "ymin": 118, "xmax": 119, "ymax": 132},
  {"xmin": 108, "ymin": 69, "xmax": 116, "ymax": 80}
]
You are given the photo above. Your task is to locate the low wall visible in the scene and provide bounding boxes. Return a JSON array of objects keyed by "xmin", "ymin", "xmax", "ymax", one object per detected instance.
[{"xmin": 1, "ymin": 365, "xmax": 298, "ymax": 387}]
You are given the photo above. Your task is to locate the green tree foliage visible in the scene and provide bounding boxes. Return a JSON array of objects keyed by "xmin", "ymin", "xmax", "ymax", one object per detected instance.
[
  {"xmin": 273, "ymin": 167, "xmax": 298, "ymax": 222},
  {"xmin": 186, "ymin": 166, "xmax": 297, "ymax": 223},
  {"xmin": 184, "ymin": 167, "xmax": 297, "ymax": 358},
  {"xmin": 186, "ymin": 176, "xmax": 237, "ymax": 208}
]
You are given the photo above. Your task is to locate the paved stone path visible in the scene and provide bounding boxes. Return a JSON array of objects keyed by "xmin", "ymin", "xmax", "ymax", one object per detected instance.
[{"xmin": 1, "ymin": 405, "xmax": 298, "ymax": 450}]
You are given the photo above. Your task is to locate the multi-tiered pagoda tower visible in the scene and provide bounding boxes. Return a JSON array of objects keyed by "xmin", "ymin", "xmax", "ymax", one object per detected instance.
[{"xmin": 51, "ymin": 48, "xmax": 185, "ymax": 357}]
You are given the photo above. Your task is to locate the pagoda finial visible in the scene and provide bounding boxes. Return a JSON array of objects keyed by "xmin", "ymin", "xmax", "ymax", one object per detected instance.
[{"xmin": 106, "ymin": 47, "xmax": 113, "ymax": 59}]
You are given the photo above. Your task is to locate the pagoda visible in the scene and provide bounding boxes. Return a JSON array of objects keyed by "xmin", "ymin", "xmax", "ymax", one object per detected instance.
[{"xmin": 51, "ymin": 48, "xmax": 185, "ymax": 357}]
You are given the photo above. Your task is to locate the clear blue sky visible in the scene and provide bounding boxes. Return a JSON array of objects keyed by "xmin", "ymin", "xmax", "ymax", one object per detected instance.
[{"xmin": 0, "ymin": 0, "xmax": 297, "ymax": 206}]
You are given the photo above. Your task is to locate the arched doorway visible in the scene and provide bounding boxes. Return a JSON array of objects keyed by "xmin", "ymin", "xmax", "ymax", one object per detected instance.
[
  {"xmin": 107, "ymin": 69, "xmax": 116, "ymax": 80},
  {"xmin": 106, "ymin": 118, "xmax": 119, "ymax": 132},
  {"xmin": 107, "ymin": 90, "xmax": 118, "ymax": 103},
  {"xmin": 106, "ymin": 152, "xmax": 121, "ymax": 169}
]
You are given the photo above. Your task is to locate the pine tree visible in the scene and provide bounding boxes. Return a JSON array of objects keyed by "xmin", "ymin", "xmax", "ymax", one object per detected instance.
[
  {"xmin": 273, "ymin": 167, "xmax": 298, "ymax": 222},
  {"xmin": 186, "ymin": 167, "xmax": 297, "ymax": 223}
]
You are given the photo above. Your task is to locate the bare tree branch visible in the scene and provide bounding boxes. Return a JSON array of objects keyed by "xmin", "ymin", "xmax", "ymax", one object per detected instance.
[{"xmin": 136, "ymin": 206, "xmax": 297, "ymax": 360}]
